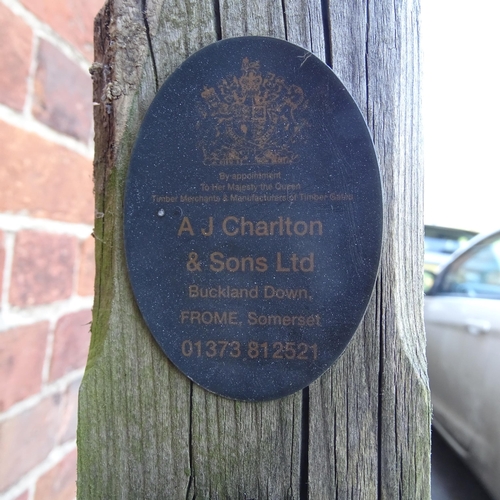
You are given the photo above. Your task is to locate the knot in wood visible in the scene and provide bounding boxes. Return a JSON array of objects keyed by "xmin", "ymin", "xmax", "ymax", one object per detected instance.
[{"xmin": 105, "ymin": 81, "xmax": 123, "ymax": 101}]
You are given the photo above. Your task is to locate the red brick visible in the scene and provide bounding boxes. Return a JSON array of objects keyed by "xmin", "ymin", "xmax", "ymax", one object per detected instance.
[
  {"xmin": 57, "ymin": 379, "xmax": 80, "ymax": 444},
  {"xmin": 0, "ymin": 322, "xmax": 49, "ymax": 411},
  {"xmin": 0, "ymin": 121, "xmax": 94, "ymax": 224},
  {"xmin": 9, "ymin": 231, "xmax": 78, "ymax": 307},
  {"xmin": 0, "ymin": 4, "xmax": 33, "ymax": 111},
  {"xmin": 34, "ymin": 449, "xmax": 77, "ymax": 500},
  {"xmin": 33, "ymin": 40, "xmax": 92, "ymax": 142},
  {"xmin": 49, "ymin": 310, "xmax": 91, "ymax": 381},
  {"xmin": 20, "ymin": 0, "xmax": 102, "ymax": 61},
  {"xmin": 0, "ymin": 381, "xmax": 79, "ymax": 490},
  {"xmin": 0, "ymin": 231, "xmax": 5, "ymax": 311},
  {"xmin": 77, "ymin": 236, "xmax": 95, "ymax": 296}
]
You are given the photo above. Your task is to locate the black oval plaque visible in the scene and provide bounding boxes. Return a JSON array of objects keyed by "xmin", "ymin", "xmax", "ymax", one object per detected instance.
[{"xmin": 124, "ymin": 37, "xmax": 383, "ymax": 401}]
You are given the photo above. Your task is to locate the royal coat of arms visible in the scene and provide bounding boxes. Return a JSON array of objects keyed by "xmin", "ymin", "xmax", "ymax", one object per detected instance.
[{"xmin": 198, "ymin": 58, "xmax": 308, "ymax": 166}]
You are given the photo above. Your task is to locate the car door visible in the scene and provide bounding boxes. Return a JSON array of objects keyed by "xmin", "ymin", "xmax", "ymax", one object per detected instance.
[{"xmin": 425, "ymin": 233, "xmax": 500, "ymax": 497}]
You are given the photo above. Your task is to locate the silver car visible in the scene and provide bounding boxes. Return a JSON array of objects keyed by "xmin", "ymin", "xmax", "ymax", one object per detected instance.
[{"xmin": 425, "ymin": 229, "xmax": 500, "ymax": 500}]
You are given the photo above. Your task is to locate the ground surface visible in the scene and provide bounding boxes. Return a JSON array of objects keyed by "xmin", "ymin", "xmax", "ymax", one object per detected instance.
[{"xmin": 432, "ymin": 430, "xmax": 493, "ymax": 500}]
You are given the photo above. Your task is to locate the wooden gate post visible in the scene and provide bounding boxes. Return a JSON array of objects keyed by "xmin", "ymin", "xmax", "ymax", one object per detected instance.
[{"xmin": 78, "ymin": 0, "xmax": 430, "ymax": 498}]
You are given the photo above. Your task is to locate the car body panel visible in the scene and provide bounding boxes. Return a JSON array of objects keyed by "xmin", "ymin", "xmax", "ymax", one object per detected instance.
[
  {"xmin": 425, "ymin": 230, "xmax": 500, "ymax": 500},
  {"xmin": 424, "ymin": 225, "xmax": 478, "ymax": 274}
]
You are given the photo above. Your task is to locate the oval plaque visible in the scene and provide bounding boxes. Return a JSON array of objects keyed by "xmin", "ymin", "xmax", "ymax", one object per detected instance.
[{"xmin": 124, "ymin": 37, "xmax": 383, "ymax": 401}]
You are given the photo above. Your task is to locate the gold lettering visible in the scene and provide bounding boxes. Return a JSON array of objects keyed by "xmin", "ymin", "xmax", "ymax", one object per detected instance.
[
  {"xmin": 221, "ymin": 216, "xmax": 323, "ymax": 237},
  {"xmin": 241, "ymin": 217, "xmax": 254, "ymax": 235},
  {"xmin": 180, "ymin": 310, "xmax": 239, "ymax": 325},
  {"xmin": 276, "ymin": 252, "xmax": 290, "ymax": 272},
  {"xmin": 300, "ymin": 253, "xmax": 314, "ymax": 272},
  {"xmin": 294, "ymin": 221, "xmax": 308, "ymax": 236},
  {"xmin": 255, "ymin": 257, "xmax": 268, "ymax": 272},
  {"xmin": 247, "ymin": 312, "xmax": 321, "ymax": 326},
  {"xmin": 276, "ymin": 253, "xmax": 314, "ymax": 272},
  {"xmin": 201, "ymin": 217, "xmax": 214, "ymax": 236},
  {"xmin": 222, "ymin": 216, "xmax": 239, "ymax": 236},
  {"xmin": 264, "ymin": 286, "xmax": 308, "ymax": 300},
  {"xmin": 310, "ymin": 220, "xmax": 323, "ymax": 235},
  {"xmin": 255, "ymin": 221, "xmax": 269, "ymax": 236},
  {"xmin": 177, "ymin": 217, "xmax": 195, "ymax": 236},
  {"xmin": 188, "ymin": 285, "xmax": 260, "ymax": 298},
  {"xmin": 209, "ymin": 252, "xmax": 225, "ymax": 272},
  {"xmin": 269, "ymin": 220, "xmax": 280, "ymax": 235},
  {"xmin": 209, "ymin": 252, "xmax": 268, "ymax": 272}
]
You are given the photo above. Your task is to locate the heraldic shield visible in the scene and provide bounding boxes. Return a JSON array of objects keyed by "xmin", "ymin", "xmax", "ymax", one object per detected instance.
[{"xmin": 198, "ymin": 57, "xmax": 308, "ymax": 166}]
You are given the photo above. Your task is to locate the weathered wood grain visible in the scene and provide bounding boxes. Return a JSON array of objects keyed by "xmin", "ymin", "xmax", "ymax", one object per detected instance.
[
  {"xmin": 220, "ymin": 0, "xmax": 285, "ymax": 38},
  {"xmin": 78, "ymin": 0, "xmax": 430, "ymax": 498},
  {"xmin": 282, "ymin": 0, "xmax": 325, "ymax": 59},
  {"xmin": 307, "ymin": 1, "xmax": 430, "ymax": 499}
]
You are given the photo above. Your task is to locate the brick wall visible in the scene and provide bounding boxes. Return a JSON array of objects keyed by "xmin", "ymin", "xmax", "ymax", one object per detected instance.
[{"xmin": 0, "ymin": 0, "xmax": 102, "ymax": 498}]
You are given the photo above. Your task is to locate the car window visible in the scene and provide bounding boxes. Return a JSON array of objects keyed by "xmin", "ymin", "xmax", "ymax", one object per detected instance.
[{"xmin": 440, "ymin": 237, "xmax": 500, "ymax": 298}]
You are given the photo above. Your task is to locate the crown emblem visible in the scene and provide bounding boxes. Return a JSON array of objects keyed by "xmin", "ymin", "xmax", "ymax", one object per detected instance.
[{"xmin": 198, "ymin": 58, "xmax": 308, "ymax": 165}]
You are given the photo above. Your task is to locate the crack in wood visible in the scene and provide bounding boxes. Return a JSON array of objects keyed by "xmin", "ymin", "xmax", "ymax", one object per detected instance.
[
  {"xmin": 374, "ymin": 278, "xmax": 384, "ymax": 500},
  {"xmin": 281, "ymin": 0, "xmax": 288, "ymax": 39},
  {"xmin": 213, "ymin": 0, "xmax": 222, "ymax": 40},
  {"xmin": 320, "ymin": 0, "xmax": 332, "ymax": 67},
  {"xmin": 300, "ymin": 386, "xmax": 310, "ymax": 499},
  {"xmin": 141, "ymin": 0, "xmax": 159, "ymax": 91},
  {"xmin": 365, "ymin": 0, "xmax": 371, "ymax": 125},
  {"xmin": 186, "ymin": 381, "xmax": 195, "ymax": 500}
]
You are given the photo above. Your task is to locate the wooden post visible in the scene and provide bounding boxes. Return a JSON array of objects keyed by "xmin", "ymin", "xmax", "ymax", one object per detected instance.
[{"xmin": 78, "ymin": 0, "xmax": 430, "ymax": 498}]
